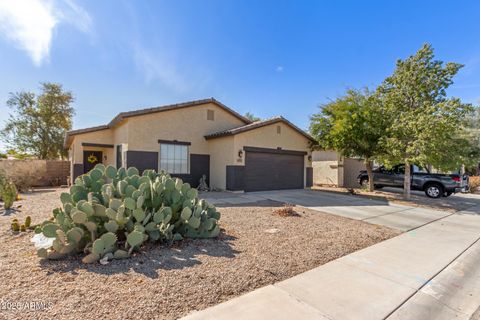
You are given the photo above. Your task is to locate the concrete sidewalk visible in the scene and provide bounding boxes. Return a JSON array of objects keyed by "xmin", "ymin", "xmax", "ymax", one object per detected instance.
[{"xmin": 182, "ymin": 212, "xmax": 480, "ymax": 320}]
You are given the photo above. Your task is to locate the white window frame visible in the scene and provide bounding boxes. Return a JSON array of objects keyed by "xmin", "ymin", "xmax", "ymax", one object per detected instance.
[{"xmin": 159, "ymin": 143, "xmax": 190, "ymax": 174}]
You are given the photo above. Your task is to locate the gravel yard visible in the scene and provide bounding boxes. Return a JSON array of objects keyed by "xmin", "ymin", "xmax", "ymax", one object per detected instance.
[{"xmin": 0, "ymin": 188, "xmax": 399, "ymax": 320}]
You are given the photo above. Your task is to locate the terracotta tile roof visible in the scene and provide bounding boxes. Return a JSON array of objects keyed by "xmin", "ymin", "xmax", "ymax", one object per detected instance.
[{"xmin": 204, "ymin": 116, "xmax": 315, "ymax": 141}]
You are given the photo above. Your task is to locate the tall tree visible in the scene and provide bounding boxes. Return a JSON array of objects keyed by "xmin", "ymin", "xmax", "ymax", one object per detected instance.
[
  {"xmin": 377, "ymin": 44, "xmax": 473, "ymax": 199},
  {"xmin": 461, "ymin": 107, "xmax": 480, "ymax": 174},
  {"xmin": 310, "ymin": 88, "xmax": 387, "ymax": 191},
  {"xmin": 1, "ymin": 83, "xmax": 75, "ymax": 159}
]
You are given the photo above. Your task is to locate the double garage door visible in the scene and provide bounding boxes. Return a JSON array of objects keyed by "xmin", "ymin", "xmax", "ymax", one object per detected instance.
[{"xmin": 244, "ymin": 147, "xmax": 305, "ymax": 192}]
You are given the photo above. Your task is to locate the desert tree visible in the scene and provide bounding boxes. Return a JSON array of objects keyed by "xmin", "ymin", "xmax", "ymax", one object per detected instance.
[
  {"xmin": 1, "ymin": 83, "xmax": 75, "ymax": 159},
  {"xmin": 310, "ymin": 88, "xmax": 387, "ymax": 191},
  {"xmin": 377, "ymin": 44, "xmax": 473, "ymax": 199}
]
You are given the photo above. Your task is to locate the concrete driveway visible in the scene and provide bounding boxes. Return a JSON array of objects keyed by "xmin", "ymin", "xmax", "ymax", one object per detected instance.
[
  {"xmin": 204, "ymin": 189, "xmax": 480, "ymax": 231},
  {"xmin": 250, "ymin": 189, "xmax": 474, "ymax": 231},
  {"xmin": 189, "ymin": 189, "xmax": 480, "ymax": 320},
  {"xmin": 380, "ymin": 187, "xmax": 480, "ymax": 211}
]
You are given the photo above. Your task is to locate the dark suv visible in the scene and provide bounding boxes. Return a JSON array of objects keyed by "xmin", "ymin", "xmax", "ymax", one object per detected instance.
[{"xmin": 357, "ymin": 164, "xmax": 469, "ymax": 198}]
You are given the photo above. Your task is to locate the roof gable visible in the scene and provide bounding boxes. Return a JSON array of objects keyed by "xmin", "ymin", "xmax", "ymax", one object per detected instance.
[
  {"xmin": 108, "ymin": 98, "xmax": 251, "ymax": 127},
  {"xmin": 204, "ymin": 116, "xmax": 315, "ymax": 142}
]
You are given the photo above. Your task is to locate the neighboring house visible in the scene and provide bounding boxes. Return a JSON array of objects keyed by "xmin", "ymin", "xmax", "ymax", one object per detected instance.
[
  {"xmin": 312, "ymin": 150, "xmax": 366, "ymax": 188},
  {"xmin": 64, "ymin": 98, "xmax": 314, "ymax": 192}
]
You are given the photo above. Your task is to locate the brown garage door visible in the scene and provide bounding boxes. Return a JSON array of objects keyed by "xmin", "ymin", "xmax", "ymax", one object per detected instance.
[{"xmin": 244, "ymin": 147, "xmax": 305, "ymax": 192}]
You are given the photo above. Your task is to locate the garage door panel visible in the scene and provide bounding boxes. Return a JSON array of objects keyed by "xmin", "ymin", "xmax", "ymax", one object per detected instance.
[{"xmin": 244, "ymin": 151, "xmax": 304, "ymax": 192}]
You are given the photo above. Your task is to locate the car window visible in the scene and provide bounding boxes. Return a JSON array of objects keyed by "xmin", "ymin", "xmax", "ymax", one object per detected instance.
[
  {"xmin": 393, "ymin": 165, "xmax": 405, "ymax": 174},
  {"xmin": 377, "ymin": 166, "xmax": 389, "ymax": 173},
  {"xmin": 412, "ymin": 165, "xmax": 429, "ymax": 173}
]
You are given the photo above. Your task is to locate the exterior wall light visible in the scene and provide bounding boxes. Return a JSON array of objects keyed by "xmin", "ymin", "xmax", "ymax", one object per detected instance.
[{"xmin": 238, "ymin": 150, "xmax": 243, "ymax": 158}]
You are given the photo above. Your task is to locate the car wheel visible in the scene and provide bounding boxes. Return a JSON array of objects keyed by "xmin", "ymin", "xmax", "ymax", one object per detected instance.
[
  {"xmin": 360, "ymin": 178, "xmax": 369, "ymax": 188},
  {"xmin": 443, "ymin": 191, "xmax": 453, "ymax": 197},
  {"xmin": 424, "ymin": 183, "xmax": 444, "ymax": 198}
]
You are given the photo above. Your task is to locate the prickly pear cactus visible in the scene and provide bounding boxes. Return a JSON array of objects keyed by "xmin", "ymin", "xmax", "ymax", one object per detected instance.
[{"xmin": 34, "ymin": 165, "xmax": 221, "ymax": 263}]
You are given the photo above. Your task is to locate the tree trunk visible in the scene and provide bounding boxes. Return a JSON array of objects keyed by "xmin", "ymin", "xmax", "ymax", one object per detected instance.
[
  {"xmin": 365, "ymin": 160, "xmax": 374, "ymax": 192},
  {"xmin": 404, "ymin": 162, "xmax": 411, "ymax": 200},
  {"xmin": 427, "ymin": 164, "xmax": 433, "ymax": 173},
  {"xmin": 460, "ymin": 164, "xmax": 465, "ymax": 175}
]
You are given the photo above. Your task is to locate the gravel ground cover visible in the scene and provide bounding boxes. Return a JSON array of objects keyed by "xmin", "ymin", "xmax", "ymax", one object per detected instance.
[{"xmin": 0, "ymin": 188, "xmax": 399, "ymax": 320}]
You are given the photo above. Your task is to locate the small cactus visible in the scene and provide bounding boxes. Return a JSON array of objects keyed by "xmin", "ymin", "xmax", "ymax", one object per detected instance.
[
  {"xmin": 11, "ymin": 221, "xmax": 19, "ymax": 232},
  {"xmin": 20, "ymin": 224, "xmax": 26, "ymax": 232},
  {"xmin": 25, "ymin": 216, "xmax": 31, "ymax": 228}
]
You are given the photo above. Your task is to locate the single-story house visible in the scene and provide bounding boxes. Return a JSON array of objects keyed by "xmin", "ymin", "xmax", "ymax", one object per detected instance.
[{"xmin": 64, "ymin": 98, "xmax": 314, "ymax": 192}]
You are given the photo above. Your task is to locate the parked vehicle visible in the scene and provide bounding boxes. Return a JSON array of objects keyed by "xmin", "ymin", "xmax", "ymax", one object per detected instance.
[{"xmin": 357, "ymin": 164, "xmax": 469, "ymax": 198}]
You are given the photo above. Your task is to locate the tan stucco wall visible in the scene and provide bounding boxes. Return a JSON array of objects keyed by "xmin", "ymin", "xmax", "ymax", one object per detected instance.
[
  {"xmin": 312, "ymin": 160, "xmax": 340, "ymax": 185},
  {"xmin": 232, "ymin": 122, "xmax": 311, "ymax": 166},
  {"xmin": 311, "ymin": 151, "xmax": 365, "ymax": 187},
  {"xmin": 312, "ymin": 150, "xmax": 338, "ymax": 162},
  {"xmin": 68, "ymin": 129, "xmax": 115, "ymax": 181},
  {"xmin": 126, "ymin": 102, "xmax": 246, "ymax": 154},
  {"xmin": 113, "ymin": 122, "xmax": 129, "ymax": 145},
  {"xmin": 70, "ymin": 129, "xmax": 113, "ymax": 164},
  {"xmin": 207, "ymin": 136, "xmax": 235, "ymax": 190},
  {"xmin": 312, "ymin": 150, "xmax": 341, "ymax": 186},
  {"xmin": 66, "ymin": 102, "xmax": 248, "ymax": 186}
]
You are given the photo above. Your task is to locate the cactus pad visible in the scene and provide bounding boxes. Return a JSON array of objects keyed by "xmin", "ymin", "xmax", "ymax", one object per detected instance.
[
  {"xmin": 127, "ymin": 230, "xmax": 144, "ymax": 248},
  {"xmin": 104, "ymin": 220, "xmax": 119, "ymax": 233}
]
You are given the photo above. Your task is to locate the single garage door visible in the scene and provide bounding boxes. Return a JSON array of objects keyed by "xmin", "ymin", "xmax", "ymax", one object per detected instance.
[{"xmin": 244, "ymin": 147, "xmax": 305, "ymax": 192}]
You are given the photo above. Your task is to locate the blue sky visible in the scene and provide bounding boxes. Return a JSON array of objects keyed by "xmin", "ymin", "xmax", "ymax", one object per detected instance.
[{"xmin": 0, "ymin": 1, "xmax": 479, "ymax": 151}]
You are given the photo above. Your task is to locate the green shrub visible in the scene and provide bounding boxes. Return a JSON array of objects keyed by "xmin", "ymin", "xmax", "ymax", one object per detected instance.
[{"xmin": 35, "ymin": 165, "xmax": 221, "ymax": 263}]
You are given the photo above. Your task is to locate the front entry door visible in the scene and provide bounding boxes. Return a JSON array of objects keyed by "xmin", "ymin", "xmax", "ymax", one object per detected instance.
[{"xmin": 83, "ymin": 151, "xmax": 102, "ymax": 173}]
